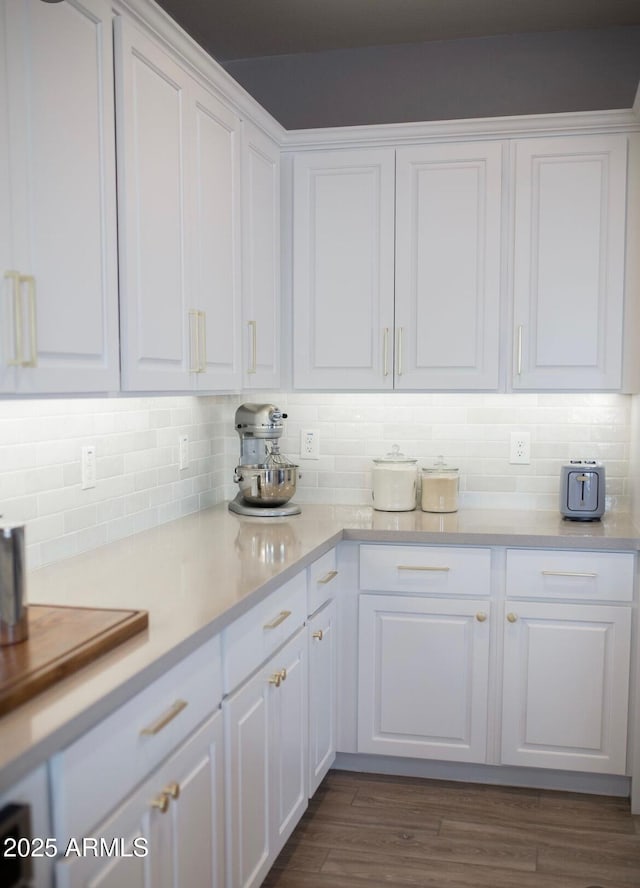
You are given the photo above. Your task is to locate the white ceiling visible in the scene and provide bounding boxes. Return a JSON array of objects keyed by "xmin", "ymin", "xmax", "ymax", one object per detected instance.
[{"xmin": 154, "ymin": 0, "xmax": 640, "ymax": 61}]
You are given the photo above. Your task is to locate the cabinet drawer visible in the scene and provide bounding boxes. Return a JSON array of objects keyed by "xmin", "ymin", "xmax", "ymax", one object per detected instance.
[
  {"xmin": 50, "ymin": 634, "xmax": 222, "ymax": 843},
  {"xmin": 308, "ymin": 548, "xmax": 338, "ymax": 615},
  {"xmin": 359, "ymin": 545, "xmax": 491, "ymax": 596},
  {"xmin": 506, "ymin": 549, "xmax": 634, "ymax": 602},
  {"xmin": 223, "ymin": 570, "xmax": 307, "ymax": 694}
]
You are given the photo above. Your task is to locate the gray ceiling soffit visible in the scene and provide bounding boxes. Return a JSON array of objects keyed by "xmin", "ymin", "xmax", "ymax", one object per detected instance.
[{"xmin": 154, "ymin": 0, "xmax": 640, "ymax": 61}]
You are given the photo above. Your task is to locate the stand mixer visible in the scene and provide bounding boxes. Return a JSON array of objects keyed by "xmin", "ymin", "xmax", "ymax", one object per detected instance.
[{"xmin": 228, "ymin": 403, "xmax": 301, "ymax": 517}]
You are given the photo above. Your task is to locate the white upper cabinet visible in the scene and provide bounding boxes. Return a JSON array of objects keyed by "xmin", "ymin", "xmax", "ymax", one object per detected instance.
[
  {"xmin": 188, "ymin": 77, "xmax": 242, "ymax": 391},
  {"xmin": 0, "ymin": 0, "xmax": 119, "ymax": 394},
  {"xmin": 115, "ymin": 17, "xmax": 241, "ymax": 392},
  {"xmin": 293, "ymin": 149, "xmax": 396, "ymax": 390},
  {"xmin": 242, "ymin": 122, "xmax": 281, "ymax": 389},
  {"xmin": 511, "ymin": 134, "xmax": 628, "ymax": 391},
  {"xmin": 395, "ymin": 142, "xmax": 503, "ymax": 390}
]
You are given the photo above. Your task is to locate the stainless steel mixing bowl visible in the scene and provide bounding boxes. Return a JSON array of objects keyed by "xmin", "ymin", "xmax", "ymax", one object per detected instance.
[{"xmin": 234, "ymin": 465, "xmax": 299, "ymax": 506}]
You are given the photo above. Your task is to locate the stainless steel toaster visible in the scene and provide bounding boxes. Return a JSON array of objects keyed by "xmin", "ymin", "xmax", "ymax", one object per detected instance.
[{"xmin": 560, "ymin": 461, "xmax": 605, "ymax": 521}]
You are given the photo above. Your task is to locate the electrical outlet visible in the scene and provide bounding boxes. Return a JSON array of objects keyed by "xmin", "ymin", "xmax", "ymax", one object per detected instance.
[
  {"xmin": 179, "ymin": 434, "xmax": 189, "ymax": 470},
  {"xmin": 300, "ymin": 429, "xmax": 320, "ymax": 460},
  {"xmin": 510, "ymin": 431, "xmax": 531, "ymax": 465},
  {"xmin": 81, "ymin": 445, "xmax": 96, "ymax": 490}
]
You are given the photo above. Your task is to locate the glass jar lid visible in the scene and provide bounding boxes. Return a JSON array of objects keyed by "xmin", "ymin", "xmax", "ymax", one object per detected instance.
[
  {"xmin": 422, "ymin": 455, "xmax": 459, "ymax": 475},
  {"xmin": 373, "ymin": 444, "xmax": 417, "ymax": 465}
]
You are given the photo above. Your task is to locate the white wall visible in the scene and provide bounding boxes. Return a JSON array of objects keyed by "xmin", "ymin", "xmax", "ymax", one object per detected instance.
[{"xmin": 0, "ymin": 391, "xmax": 631, "ymax": 570}]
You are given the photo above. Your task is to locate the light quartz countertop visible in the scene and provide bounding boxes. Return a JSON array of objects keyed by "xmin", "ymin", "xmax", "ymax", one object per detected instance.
[{"xmin": 1, "ymin": 502, "xmax": 639, "ymax": 792}]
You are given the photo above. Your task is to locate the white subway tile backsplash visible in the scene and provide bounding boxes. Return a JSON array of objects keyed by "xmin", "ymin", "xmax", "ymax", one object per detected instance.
[{"xmin": 0, "ymin": 391, "xmax": 632, "ymax": 570}]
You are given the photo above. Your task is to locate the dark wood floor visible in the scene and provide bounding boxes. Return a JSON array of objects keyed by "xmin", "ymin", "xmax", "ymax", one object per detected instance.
[{"xmin": 263, "ymin": 770, "xmax": 640, "ymax": 888}]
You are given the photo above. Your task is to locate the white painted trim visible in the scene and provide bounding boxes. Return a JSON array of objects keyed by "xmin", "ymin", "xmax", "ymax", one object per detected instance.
[
  {"xmin": 112, "ymin": 0, "xmax": 287, "ymax": 144},
  {"xmin": 634, "ymin": 81, "xmax": 640, "ymax": 118},
  {"xmin": 283, "ymin": 108, "xmax": 640, "ymax": 152}
]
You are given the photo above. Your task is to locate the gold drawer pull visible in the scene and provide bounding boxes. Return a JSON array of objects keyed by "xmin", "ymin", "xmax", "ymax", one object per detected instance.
[
  {"xmin": 397, "ymin": 565, "xmax": 450, "ymax": 572},
  {"xmin": 541, "ymin": 570, "xmax": 598, "ymax": 578},
  {"xmin": 141, "ymin": 699, "xmax": 188, "ymax": 736},
  {"xmin": 269, "ymin": 669, "xmax": 287, "ymax": 688},
  {"xmin": 506, "ymin": 612, "xmax": 518, "ymax": 623},
  {"xmin": 475, "ymin": 612, "xmax": 488, "ymax": 623},
  {"xmin": 164, "ymin": 782, "xmax": 180, "ymax": 800},
  {"xmin": 318, "ymin": 570, "xmax": 338, "ymax": 585},
  {"xmin": 151, "ymin": 792, "xmax": 170, "ymax": 814},
  {"xmin": 263, "ymin": 610, "xmax": 291, "ymax": 630},
  {"xmin": 312, "ymin": 629, "xmax": 324, "ymax": 641}
]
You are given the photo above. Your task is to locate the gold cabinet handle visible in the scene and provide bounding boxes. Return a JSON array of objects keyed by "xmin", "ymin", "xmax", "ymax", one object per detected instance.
[
  {"xmin": 189, "ymin": 309, "xmax": 200, "ymax": 373},
  {"xmin": 516, "ymin": 324, "xmax": 523, "ymax": 376},
  {"xmin": 199, "ymin": 310, "xmax": 207, "ymax": 372},
  {"xmin": 269, "ymin": 668, "xmax": 287, "ymax": 688},
  {"xmin": 5, "ymin": 270, "xmax": 22, "ymax": 366},
  {"xmin": 475, "ymin": 612, "xmax": 488, "ymax": 623},
  {"xmin": 312, "ymin": 629, "xmax": 324, "ymax": 641},
  {"xmin": 140, "ymin": 699, "xmax": 188, "ymax": 736},
  {"xmin": 383, "ymin": 327, "xmax": 390, "ymax": 377},
  {"xmin": 318, "ymin": 570, "xmax": 338, "ymax": 585},
  {"xmin": 506, "ymin": 612, "xmax": 518, "ymax": 623},
  {"xmin": 263, "ymin": 610, "xmax": 291, "ymax": 630},
  {"xmin": 396, "ymin": 326, "xmax": 403, "ymax": 376},
  {"xmin": 541, "ymin": 570, "xmax": 598, "ymax": 578},
  {"xmin": 397, "ymin": 565, "xmax": 450, "ymax": 573},
  {"xmin": 248, "ymin": 320, "xmax": 257, "ymax": 374},
  {"xmin": 21, "ymin": 275, "xmax": 37, "ymax": 367},
  {"xmin": 151, "ymin": 792, "xmax": 170, "ymax": 814},
  {"xmin": 164, "ymin": 781, "xmax": 180, "ymax": 800}
]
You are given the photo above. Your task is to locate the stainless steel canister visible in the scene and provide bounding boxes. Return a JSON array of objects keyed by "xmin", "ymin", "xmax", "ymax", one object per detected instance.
[{"xmin": 0, "ymin": 523, "xmax": 28, "ymax": 646}]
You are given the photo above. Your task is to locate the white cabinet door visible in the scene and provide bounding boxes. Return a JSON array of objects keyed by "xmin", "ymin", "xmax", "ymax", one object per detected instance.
[
  {"xmin": 1, "ymin": 0, "xmax": 119, "ymax": 394},
  {"xmin": 188, "ymin": 79, "xmax": 242, "ymax": 392},
  {"xmin": 56, "ymin": 710, "xmax": 225, "ymax": 888},
  {"xmin": 224, "ymin": 664, "xmax": 270, "ymax": 888},
  {"xmin": 395, "ymin": 142, "xmax": 503, "ymax": 390},
  {"xmin": 269, "ymin": 628, "xmax": 308, "ymax": 851},
  {"xmin": 115, "ymin": 17, "xmax": 191, "ymax": 392},
  {"xmin": 293, "ymin": 148, "xmax": 396, "ymax": 390},
  {"xmin": 501, "ymin": 601, "xmax": 631, "ymax": 774},
  {"xmin": 358, "ymin": 594, "xmax": 491, "ymax": 763},
  {"xmin": 242, "ymin": 121, "xmax": 280, "ymax": 389},
  {"xmin": 224, "ymin": 628, "xmax": 307, "ymax": 888},
  {"xmin": 512, "ymin": 134, "xmax": 627, "ymax": 391},
  {"xmin": 308, "ymin": 598, "xmax": 338, "ymax": 795}
]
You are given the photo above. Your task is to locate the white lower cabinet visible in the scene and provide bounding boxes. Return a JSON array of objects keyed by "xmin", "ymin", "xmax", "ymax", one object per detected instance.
[
  {"xmin": 308, "ymin": 597, "xmax": 338, "ymax": 795},
  {"xmin": 358, "ymin": 594, "xmax": 491, "ymax": 763},
  {"xmin": 224, "ymin": 627, "xmax": 307, "ymax": 888},
  {"xmin": 55, "ymin": 710, "xmax": 225, "ymax": 888},
  {"xmin": 501, "ymin": 601, "xmax": 631, "ymax": 774}
]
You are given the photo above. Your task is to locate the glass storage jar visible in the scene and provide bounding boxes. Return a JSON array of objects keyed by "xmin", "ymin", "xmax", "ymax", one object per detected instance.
[
  {"xmin": 372, "ymin": 445, "xmax": 418, "ymax": 512},
  {"xmin": 421, "ymin": 457, "xmax": 459, "ymax": 513}
]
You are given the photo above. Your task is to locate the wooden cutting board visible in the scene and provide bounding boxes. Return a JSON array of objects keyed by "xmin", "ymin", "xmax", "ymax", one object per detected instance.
[{"xmin": 0, "ymin": 604, "xmax": 149, "ymax": 717}]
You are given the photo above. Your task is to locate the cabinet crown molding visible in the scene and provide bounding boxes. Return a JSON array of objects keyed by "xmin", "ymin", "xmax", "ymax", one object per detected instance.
[{"xmin": 283, "ymin": 108, "xmax": 640, "ymax": 152}]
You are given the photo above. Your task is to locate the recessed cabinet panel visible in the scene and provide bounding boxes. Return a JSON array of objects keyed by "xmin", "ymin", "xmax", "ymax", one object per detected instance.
[
  {"xmin": 501, "ymin": 601, "xmax": 631, "ymax": 773},
  {"xmin": 358, "ymin": 594, "xmax": 490, "ymax": 762},
  {"xmin": 242, "ymin": 122, "xmax": 280, "ymax": 389},
  {"xmin": 293, "ymin": 149, "xmax": 395, "ymax": 389},
  {"xmin": 2, "ymin": 0, "xmax": 119, "ymax": 393},
  {"xmin": 512, "ymin": 135, "xmax": 627, "ymax": 390},
  {"xmin": 115, "ymin": 18, "xmax": 189, "ymax": 390},
  {"xmin": 190, "ymin": 83, "xmax": 241, "ymax": 390},
  {"xmin": 395, "ymin": 142, "xmax": 502, "ymax": 390}
]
